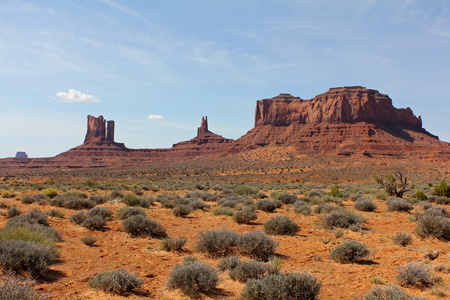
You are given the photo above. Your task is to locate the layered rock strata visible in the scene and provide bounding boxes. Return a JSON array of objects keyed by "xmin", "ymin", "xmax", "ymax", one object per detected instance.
[
  {"xmin": 234, "ymin": 86, "xmax": 447, "ymax": 157},
  {"xmin": 255, "ymin": 87, "xmax": 422, "ymax": 128}
]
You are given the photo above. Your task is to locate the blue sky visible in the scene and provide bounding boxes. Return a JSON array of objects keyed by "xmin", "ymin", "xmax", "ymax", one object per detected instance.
[{"xmin": 1, "ymin": 0, "xmax": 449, "ymax": 158}]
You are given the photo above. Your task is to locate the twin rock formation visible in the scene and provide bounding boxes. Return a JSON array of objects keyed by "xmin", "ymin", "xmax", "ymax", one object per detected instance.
[{"xmin": 59, "ymin": 86, "xmax": 449, "ymax": 160}]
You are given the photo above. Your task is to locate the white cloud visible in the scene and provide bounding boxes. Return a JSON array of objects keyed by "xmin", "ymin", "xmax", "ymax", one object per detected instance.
[
  {"xmin": 148, "ymin": 114, "xmax": 163, "ymax": 120},
  {"xmin": 56, "ymin": 89, "xmax": 100, "ymax": 103}
]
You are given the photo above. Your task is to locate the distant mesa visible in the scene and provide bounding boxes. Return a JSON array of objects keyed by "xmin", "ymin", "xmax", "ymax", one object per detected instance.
[
  {"xmin": 233, "ymin": 86, "xmax": 448, "ymax": 157},
  {"xmin": 254, "ymin": 86, "xmax": 422, "ymax": 128},
  {"xmin": 15, "ymin": 152, "xmax": 28, "ymax": 159}
]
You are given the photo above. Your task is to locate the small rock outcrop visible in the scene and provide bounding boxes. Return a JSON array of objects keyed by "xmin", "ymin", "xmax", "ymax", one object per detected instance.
[
  {"xmin": 172, "ymin": 116, "xmax": 234, "ymax": 151},
  {"xmin": 255, "ymin": 86, "xmax": 422, "ymax": 128},
  {"xmin": 15, "ymin": 152, "xmax": 28, "ymax": 159}
]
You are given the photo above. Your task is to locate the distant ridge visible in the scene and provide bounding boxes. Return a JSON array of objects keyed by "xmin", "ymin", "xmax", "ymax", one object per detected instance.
[{"xmin": 1, "ymin": 86, "xmax": 449, "ymax": 170}]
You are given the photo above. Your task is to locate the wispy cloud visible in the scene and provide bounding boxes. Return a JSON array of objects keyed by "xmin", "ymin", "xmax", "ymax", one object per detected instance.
[
  {"xmin": 56, "ymin": 89, "xmax": 100, "ymax": 103},
  {"xmin": 148, "ymin": 114, "xmax": 163, "ymax": 120},
  {"xmin": 99, "ymin": 0, "xmax": 150, "ymax": 24}
]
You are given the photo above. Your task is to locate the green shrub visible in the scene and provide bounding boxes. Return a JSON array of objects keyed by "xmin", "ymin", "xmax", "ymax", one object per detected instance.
[
  {"xmin": 415, "ymin": 191, "xmax": 428, "ymax": 200},
  {"xmin": 21, "ymin": 194, "xmax": 49, "ymax": 205},
  {"xmin": 233, "ymin": 208, "xmax": 258, "ymax": 224},
  {"xmin": 314, "ymin": 204, "xmax": 341, "ymax": 214},
  {"xmin": 240, "ymin": 272, "xmax": 321, "ymax": 300},
  {"xmin": 434, "ymin": 180, "xmax": 450, "ymax": 197},
  {"xmin": 172, "ymin": 204, "xmax": 192, "ymax": 217},
  {"xmin": 51, "ymin": 195, "xmax": 94, "ymax": 210},
  {"xmin": 110, "ymin": 189, "xmax": 124, "ymax": 199},
  {"xmin": 307, "ymin": 190, "xmax": 327, "ymax": 198},
  {"xmin": 322, "ymin": 210, "xmax": 366, "ymax": 230},
  {"xmin": 256, "ymin": 199, "xmax": 281, "ymax": 212},
  {"xmin": 87, "ymin": 206, "xmax": 113, "ymax": 220},
  {"xmin": 392, "ymin": 232, "xmax": 412, "ymax": 247},
  {"xmin": 6, "ymin": 210, "xmax": 48, "ymax": 227},
  {"xmin": 217, "ymin": 198, "xmax": 238, "ymax": 208},
  {"xmin": 360, "ymin": 285, "xmax": 425, "ymax": 300},
  {"xmin": 234, "ymin": 185, "xmax": 258, "ymax": 196},
  {"xmin": 212, "ymin": 207, "xmax": 234, "ymax": 216},
  {"xmin": 41, "ymin": 188, "xmax": 59, "ymax": 198},
  {"xmin": 121, "ymin": 194, "xmax": 140, "ymax": 206},
  {"xmin": 167, "ymin": 259, "xmax": 219, "ymax": 297},
  {"xmin": 228, "ymin": 259, "xmax": 274, "ymax": 283},
  {"xmin": 69, "ymin": 211, "xmax": 86, "ymax": 225},
  {"xmin": 354, "ymin": 198, "xmax": 377, "ymax": 212},
  {"xmin": 330, "ymin": 240, "xmax": 369, "ymax": 263},
  {"xmin": 415, "ymin": 215, "xmax": 450, "ymax": 241},
  {"xmin": 89, "ymin": 269, "xmax": 143, "ymax": 294},
  {"xmin": 237, "ymin": 231, "xmax": 278, "ymax": 260},
  {"xmin": 46, "ymin": 209, "xmax": 65, "ymax": 218},
  {"xmin": 386, "ymin": 198, "xmax": 413, "ymax": 212},
  {"xmin": 62, "ymin": 190, "xmax": 87, "ymax": 198},
  {"xmin": 435, "ymin": 196, "xmax": 450, "ymax": 205},
  {"xmin": 122, "ymin": 215, "xmax": 167, "ymax": 238},
  {"xmin": 294, "ymin": 202, "xmax": 312, "ymax": 216},
  {"xmin": 397, "ymin": 263, "xmax": 432, "ymax": 287},
  {"xmin": 0, "ymin": 273, "xmax": 46, "ymax": 300},
  {"xmin": 0, "ymin": 240, "xmax": 56, "ymax": 277},
  {"xmin": 81, "ymin": 235, "xmax": 97, "ymax": 246},
  {"xmin": 0, "ymin": 226, "xmax": 57, "ymax": 252},
  {"xmin": 278, "ymin": 193, "xmax": 297, "ymax": 204},
  {"xmin": 74, "ymin": 207, "xmax": 113, "ymax": 230},
  {"xmin": 187, "ymin": 199, "xmax": 210, "ymax": 211},
  {"xmin": 423, "ymin": 206, "xmax": 449, "ymax": 218},
  {"xmin": 6, "ymin": 207, "xmax": 22, "ymax": 219},
  {"xmin": 196, "ymin": 229, "xmax": 239, "ymax": 257},
  {"xmin": 329, "ymin": 184, "xmax": 342, "ymax": 198},
  {"xmin": 217, "ymin": 256, "xmax": 240, "ymax": 271},
  {"xmin": 5, "ymin": 211, "xmax": 60, "ymax": 242},
  {"xmin": 88, "ymin": 195, "xmax": 110, "ymax": 205},
  {"xmin": 116, "ymin": 207, "xmax": 146, "ymax": 220},
  {"xmin": 263, "ymin": 216, "xmax": 299, "ymax": 236},
  {"xmin": 81, "ymin": 215, "xmax": 108, "ymax": 230},
  {"xmin": 159, "ymin": 237, "xmax": 187, "ymax": 251}
]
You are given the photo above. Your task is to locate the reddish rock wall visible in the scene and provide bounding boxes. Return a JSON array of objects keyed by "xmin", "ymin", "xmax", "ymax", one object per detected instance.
[
  {"xmin": 255, "ymin": 86, "xmax": 422, "ymax": 128},
  {"xmin": 84, "ymin": 115, "xmax": 107, "ymax": 143}
]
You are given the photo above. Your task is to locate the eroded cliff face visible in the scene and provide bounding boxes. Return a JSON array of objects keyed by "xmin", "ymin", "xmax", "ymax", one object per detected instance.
[
  {"xmin": 84, "ymin": 115, "xmax": 116, "ymax": 144},
  {"xmin": 255, "ymin": 86, "xmax": 422, "ymax": 128}
]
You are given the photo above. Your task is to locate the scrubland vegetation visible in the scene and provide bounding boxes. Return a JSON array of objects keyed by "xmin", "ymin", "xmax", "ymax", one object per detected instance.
[{"xmin": 0, "ymin": 172, "xmax": 449, "ymax": 299}]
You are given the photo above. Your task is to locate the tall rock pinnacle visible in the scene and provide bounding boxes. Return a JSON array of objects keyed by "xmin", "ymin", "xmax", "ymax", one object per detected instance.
[
  {"xmin": 197, "ymin": 116, "xmax": 209, "ymax": 136},
  {"xmin": 84, "ymin": 115, "xmax": 115, "ymax": 143},
  {"xmin": 106, "ymin": 120, "xmax": 115, "ymax": 142}
]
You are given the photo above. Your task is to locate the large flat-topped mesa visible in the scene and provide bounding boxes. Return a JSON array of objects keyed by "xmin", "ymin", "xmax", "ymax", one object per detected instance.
[{"xmin": 255, "ymin": 86, "xmax": 422, "ymax": 128}]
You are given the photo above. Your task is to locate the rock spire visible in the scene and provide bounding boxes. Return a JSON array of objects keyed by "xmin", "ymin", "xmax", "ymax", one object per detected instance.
[
  {"xmin": 197, "ymin": 116, "xmax": 209, "ymax": 136},
  {"xmin": 84, "ymin": 115, "xmax": 115, "ymax": 143}
]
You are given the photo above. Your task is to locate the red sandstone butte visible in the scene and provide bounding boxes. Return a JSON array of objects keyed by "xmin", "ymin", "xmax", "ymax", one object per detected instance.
[{"xmin": 233, "ymin": 86, "xmax": 449, "ymax": 158}]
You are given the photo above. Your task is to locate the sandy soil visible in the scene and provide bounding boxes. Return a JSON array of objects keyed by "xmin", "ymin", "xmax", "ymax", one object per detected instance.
[{"xmin": 1, "ymin": 191, "xmax": 449, "ymax": 300}]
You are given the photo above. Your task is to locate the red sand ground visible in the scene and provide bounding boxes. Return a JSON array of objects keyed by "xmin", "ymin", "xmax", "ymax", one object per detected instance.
[{"xmin": 1, "ymin": 192, "xmax": 449, "ymax": 300}]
